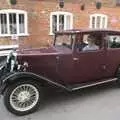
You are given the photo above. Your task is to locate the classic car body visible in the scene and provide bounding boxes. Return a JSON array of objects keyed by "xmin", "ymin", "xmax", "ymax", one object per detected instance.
[{"xmin": 0, "ymin": 29, "xmax": 120, "ymax": 115}]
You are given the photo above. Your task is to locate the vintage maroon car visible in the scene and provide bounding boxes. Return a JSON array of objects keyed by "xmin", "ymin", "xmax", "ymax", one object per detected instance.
[{"xmin": 0, "ymin": 29, "xmax": 120, "ymax": 115}]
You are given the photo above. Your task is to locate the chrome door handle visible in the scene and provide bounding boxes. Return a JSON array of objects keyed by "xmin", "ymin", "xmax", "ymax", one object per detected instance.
[
  {"xmin": 73, "ymin": 57, "xmax": 79, "ymax": 61},
  {"xmin": 56, "ymin": 56, "xmax": 60, "ymax": 60}
]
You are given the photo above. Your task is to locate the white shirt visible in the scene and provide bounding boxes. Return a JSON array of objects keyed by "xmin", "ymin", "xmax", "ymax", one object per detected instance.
[{"xmin": 82, "ymin": 44, "xmax": 99, "ymax": 51}]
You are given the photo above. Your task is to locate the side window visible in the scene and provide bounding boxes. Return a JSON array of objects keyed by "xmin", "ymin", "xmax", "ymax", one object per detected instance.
[
  {"xmin": 106, "ymin": 35, "xmax": 120, "ymax": 48},
  {"xmin": 75, "ymin": 33, "xmax": 103, "ymax": 52}
]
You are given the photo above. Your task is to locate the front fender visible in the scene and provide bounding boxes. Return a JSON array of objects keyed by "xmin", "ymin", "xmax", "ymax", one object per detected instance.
[{"xmin": 0, "ymin": 72, "xmax": 69, "ymax": 94}]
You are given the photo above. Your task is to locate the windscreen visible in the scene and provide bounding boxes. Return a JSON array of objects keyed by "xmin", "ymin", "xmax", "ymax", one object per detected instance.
[{"xmin": 55, "ymin": 34, "xmax": 75, "ymax": 49}]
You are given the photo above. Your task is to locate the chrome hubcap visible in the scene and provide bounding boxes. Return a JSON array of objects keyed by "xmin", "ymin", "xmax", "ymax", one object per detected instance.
[
  {"xmin": 17, "ymin": 91, "xmax": 30, "ymax": 102},
  {"xmin": 10, "ymin": 84, "xmax": 39, "ymax": 112}
]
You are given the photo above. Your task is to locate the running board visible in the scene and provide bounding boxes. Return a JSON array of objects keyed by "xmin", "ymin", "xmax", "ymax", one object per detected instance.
[{"xmin": 68, "ymin": 78, "xmax": 118, "ymax": 91}]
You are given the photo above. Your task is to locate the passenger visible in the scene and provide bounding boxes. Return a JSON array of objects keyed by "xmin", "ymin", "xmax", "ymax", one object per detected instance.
[
  {"xmin": 74, "ymin": 34, "xmax": 87, "ymax": 51},
  {"xmin": 82, "ymin": 35, "xmax": 99, "ymax": 51}
]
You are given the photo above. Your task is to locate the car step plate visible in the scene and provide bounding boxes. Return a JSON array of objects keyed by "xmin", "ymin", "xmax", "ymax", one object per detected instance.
[{"xmin": 68, "ymin": 78, "xmax": 118, "ymax": 91}]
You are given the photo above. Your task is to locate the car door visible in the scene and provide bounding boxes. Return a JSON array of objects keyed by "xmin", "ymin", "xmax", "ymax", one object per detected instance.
[
  {"xmin": 57, "ymin": 32, "xmax": 107, "ymax": 84},
  {"xmin": 104, "ymin": 32, "xmax": 120, "ymax": 78},
  {"xmin": 57, "ymin": 49, "xmax": 107, "ymax": 84},
  {"xmin": 72, "ymin": 32, "xmax": 107, "ymax": 83},
  {"xmin": 73, "ymin": 50, "xmax": 106, "ymax": 83}
]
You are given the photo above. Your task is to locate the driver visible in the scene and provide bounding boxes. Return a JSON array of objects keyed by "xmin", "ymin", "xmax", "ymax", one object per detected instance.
[{"xmin": 82, "ymin": 35, "xmax": 99, "ymax": 51}]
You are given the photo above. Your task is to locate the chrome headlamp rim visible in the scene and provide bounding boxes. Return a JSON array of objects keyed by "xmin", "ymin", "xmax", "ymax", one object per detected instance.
[
  {"xmin": 6, "ymin": 50, "xmax": 17, "ymax": 72},
  {"xmin": 7, "ymin": 50, "xmax": 17, "ymax": 63},
  {"xmin": 6, "ymin": 50, "xmax": 29, "ymax": 72}
]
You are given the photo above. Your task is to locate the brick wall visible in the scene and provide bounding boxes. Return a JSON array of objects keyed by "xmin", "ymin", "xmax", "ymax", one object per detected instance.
[{"xmin": 0, "ymin": 0, "xmax": 120, "ymax": 48}]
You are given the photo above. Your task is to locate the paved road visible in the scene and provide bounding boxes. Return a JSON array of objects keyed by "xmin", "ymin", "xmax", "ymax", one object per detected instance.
[{"xmin": 0, "ymin": 82, "xmax": 120, "ymax": 120}]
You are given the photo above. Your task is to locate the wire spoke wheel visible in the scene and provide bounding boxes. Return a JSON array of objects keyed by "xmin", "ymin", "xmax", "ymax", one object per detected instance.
[
  {"xmin": 4, "ymin": 80, "xmax": 43, "ymax": 116},
  {"xmin": 9, "ymin": 84, "xmax": 39, "ymax": 112}
]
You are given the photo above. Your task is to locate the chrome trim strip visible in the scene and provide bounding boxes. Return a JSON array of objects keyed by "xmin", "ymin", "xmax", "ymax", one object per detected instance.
[{"xmin": 72, "ymin": 78, "xmax": 117, "ymax": 91}]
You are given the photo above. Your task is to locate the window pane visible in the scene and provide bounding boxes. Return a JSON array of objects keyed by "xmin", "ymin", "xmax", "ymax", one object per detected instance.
[
  {"xmin": 96, "ymin": 16, "xmax": 101, "ymax": 28},
  {"xmin": 55, "ymin": 34, "xmax": 73, "ymax": 48},
  {"xmin": 51, "ymin": 12, "xmax": 73, "ymax": 34},
  {"xmin": 19, "ymin": 14, "xmax": 25, "ymax": 33},
  {"xmin": 102, "ymin": 17, "xmax": 105, "ymax": 28},
  {"xmin": 52, "ymin": 15, "xmax": 57, "ymax": 33},
  {"xmin": 92, "ymin": 17, "xmax": 95, "ymax": 28},
  {"xmin": 9, "ymin": 13, "xmax": 17, "ymax": 34},
  {"xmin": 59, "ymin": 15, "xmax": 64, "ymax": 31},
  {"xmin": 0, "ymin": 14, "xmax": 7, "ymax": 34},
  {"xmin": 66, "ymin": 15, "xmax": 71, "ymax": 30}
]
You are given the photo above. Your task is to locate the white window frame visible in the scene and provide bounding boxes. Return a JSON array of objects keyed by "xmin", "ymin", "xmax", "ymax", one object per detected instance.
[
  {"xmin": 0, "ymin": 9, "xmax": 28, "ymax": 37},
  {"xmin": 89, "ymin": 13, "xmax": 108, "ymax": 29},
  {"xmin": 50, "ymin": 11, "xmax": 73, "ymax": 35}
]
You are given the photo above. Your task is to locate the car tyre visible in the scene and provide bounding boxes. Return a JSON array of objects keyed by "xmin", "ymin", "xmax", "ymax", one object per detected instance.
[{"xmin": 3, "ymin": 80, "xmax": 43, "ymax": 116}]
